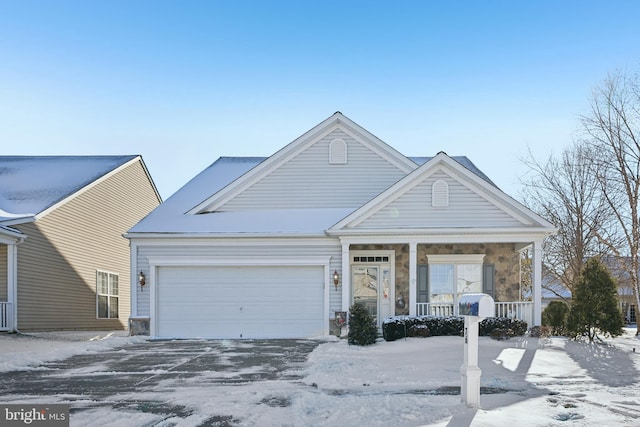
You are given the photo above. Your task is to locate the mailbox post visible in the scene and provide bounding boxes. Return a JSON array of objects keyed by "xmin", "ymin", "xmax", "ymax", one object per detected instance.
[{"xmin": 458, "ymin": 293, "xmax": 494, "ymax": 408}]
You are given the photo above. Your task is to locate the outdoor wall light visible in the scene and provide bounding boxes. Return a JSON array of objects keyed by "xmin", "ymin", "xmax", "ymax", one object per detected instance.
[
  {"xmin": 139, "ymin": 271, "xmax": 146, "ymax": 290},
  {"xmin": 333, "ymin": 270, "xmax": 340, "ymax": 290}
]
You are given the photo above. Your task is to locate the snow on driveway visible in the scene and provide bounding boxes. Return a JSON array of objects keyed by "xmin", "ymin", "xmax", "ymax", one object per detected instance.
[{"xmin": 1, "ymin": 329, "xmax": 640, "ymax": 426}]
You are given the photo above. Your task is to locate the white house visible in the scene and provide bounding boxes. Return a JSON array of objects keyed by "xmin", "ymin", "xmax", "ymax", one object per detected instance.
[{"xmin": 126, "ymin": 113, "xmax": 555, "ymax": 339}]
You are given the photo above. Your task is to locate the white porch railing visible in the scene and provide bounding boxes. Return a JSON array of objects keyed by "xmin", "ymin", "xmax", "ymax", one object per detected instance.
[
  {"xmin": 495, "ymin": 302, "xmax": 534, "ymax": 326},
  {"xmin": 416, "ymin": 303, "xmax": 456, "ymax": 317},
  {"xmin": 415, "ymin": 301, "xmax": 534, "ymax": 326},
  {"xmin": 0, "ymin": 302, "xmax": 11, "ymax": 331}
]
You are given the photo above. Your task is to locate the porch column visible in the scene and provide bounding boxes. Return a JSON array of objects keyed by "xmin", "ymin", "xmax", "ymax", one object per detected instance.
[
  {"xmin": 130, "ymin": 241, "xmax": 138, "ymax": 318},
  {"xmin": 341, "ymin": 241, "xmax": 350, "ymax": 312},
  {"xmin": 8, "ymin": 242, "xmax": 17, "ymax": 332},
  {"xmin": 409, "ymin": 242, "xmax": 417, "ymax": 316},
  {"xmin": 532, "ymin": 240, "xmax": 542, "ymax": 326}
]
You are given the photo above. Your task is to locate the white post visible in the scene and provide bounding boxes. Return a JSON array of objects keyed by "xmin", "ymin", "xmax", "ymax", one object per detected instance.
[
  {"xmin": 459, "ymin": 293, "xmax": 493, "ymax": 408},
  {"xmin": 341, "ymin": 241, "xmax": 350, "ymax": 313},
  {"xmin": 409, "ymin": 242, "xmax": 417, "ymax": 316},
  {"xmin": 7, "ymin": 243, "xmax": 18, "ymax": 332},
  {"xmin": 461, "ymin": 316, "xmax": 481, "ymax": 407},
  {"xmin": 532, "ymin": 240, "xmax": 542, "ymax": 326}
]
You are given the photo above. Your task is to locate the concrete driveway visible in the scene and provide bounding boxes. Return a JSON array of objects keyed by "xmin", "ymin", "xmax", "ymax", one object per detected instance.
[{"xmin": 0, "ymin": 338, "xmax": 320, "ymax": 426}]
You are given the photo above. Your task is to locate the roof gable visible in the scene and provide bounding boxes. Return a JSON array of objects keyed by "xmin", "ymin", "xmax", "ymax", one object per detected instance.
[
  {"xmin": 188, "ymin": 112, "xmax": 418, "ymax": 214},
  {"xmin": 329, "ymin": 152, "xmax": 555, "ymax": 234},
  {"xmin": 0, "ymin": 155, "xmax": 140, "ymax": 224}
]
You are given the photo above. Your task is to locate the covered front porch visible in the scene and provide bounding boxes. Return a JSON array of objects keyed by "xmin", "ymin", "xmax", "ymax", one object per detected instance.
[{"xmin": 337, "ymin": 237, "xmax": 544, "ymax": 328}]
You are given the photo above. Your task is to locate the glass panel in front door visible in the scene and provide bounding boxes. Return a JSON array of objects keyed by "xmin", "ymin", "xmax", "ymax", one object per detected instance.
[{"xmin": 353, "ymin": 266, "xmax": 378, "ymax": 323}]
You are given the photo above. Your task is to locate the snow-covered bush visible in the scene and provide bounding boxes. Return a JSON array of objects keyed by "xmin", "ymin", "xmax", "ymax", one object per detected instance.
[
  {"xmin": 529, "ymin": 325, "xmax": 552, "ymax": 338},
  {"xmin": 479, "ymin": 317, "xmax": 528, "ymax": 337},
  {"xmin": 382, "ymin": 316, "xmax": 528, "ymax": 342},
  {"xmin": 408, "ymin": 324, "xmax": 431, "ymax": 337}
]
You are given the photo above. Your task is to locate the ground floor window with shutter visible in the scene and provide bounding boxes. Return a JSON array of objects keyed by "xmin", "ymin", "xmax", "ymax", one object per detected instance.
[
  {"xmin": 97, "ymin": 271, "xmax": 119, "ymax": 319},
  {"xmin": 426, "ymin": 254, "xmax": 485, "ymax": 305}
]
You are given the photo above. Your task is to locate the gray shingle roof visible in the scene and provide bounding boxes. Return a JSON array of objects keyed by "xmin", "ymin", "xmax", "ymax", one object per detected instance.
[{"xmin": 0, "ymin": 155, "xmax": 136, "ymax": 222}]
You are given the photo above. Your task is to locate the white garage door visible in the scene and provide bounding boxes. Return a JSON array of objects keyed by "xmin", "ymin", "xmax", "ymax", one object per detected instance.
[{"xmin": 156, "ymin": 265, "xmax": 325, "ymax": 339}]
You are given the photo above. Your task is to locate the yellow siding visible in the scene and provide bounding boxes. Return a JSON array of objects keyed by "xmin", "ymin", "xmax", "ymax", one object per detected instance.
[
  {"xmin": 15, "ymin": 159, "xmax": 160, "ymax": 331},
  {"xmin": 0, "ymin": 245, "xmax": 7, "ymax": 300}
]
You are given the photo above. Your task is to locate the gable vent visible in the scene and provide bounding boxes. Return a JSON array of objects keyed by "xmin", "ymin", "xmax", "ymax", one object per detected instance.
[
  {"xmin": 329, "ymin": 139, "xmax": 347, "ymax": 164},
  {"xmin": 432, "ymin": 180, "xmax": 449, "ymax": 207}
]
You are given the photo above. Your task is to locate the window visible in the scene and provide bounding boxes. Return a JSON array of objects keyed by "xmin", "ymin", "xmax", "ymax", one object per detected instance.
[
  {"xmin": 427, "ymin": 254, "xmax": 484, "ymax": 304},
  {"xmin": 353, "ymin": 256, "xmax": 389, "ymax": 263},
  {"xmin": 97, "ymin": 271, "xmax": 119, "ymax": 319}
]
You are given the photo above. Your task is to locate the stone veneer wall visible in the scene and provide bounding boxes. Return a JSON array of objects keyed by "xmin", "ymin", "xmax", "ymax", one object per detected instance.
[{"xmin": 349, "ymin": 243, "xmax": 522, "ymax": 317}]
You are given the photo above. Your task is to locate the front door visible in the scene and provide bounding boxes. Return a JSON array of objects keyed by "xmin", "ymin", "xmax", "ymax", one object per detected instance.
[{"xmin": 352, "ymin": 256, "xmax": 393, "ymax": 327}]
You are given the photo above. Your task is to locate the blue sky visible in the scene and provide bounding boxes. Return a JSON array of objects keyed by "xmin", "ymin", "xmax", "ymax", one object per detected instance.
[{"xmin": 1, "ymin": 1, "xmax": 638, "ymax": 199}]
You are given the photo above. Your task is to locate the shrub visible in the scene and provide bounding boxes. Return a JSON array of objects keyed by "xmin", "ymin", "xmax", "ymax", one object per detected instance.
[
  {"xmin": 529, "ymin": 325, "xmax": 552, "ymax": 338},
  {"xmin": 348, "ymin": 303, "xmax": 378, "ymax": 346},
  {"xmin": 568, "ymin": 257, "xmax": 624, "ymax": 342},
  {"xmin": 382, "ymin": 316, "xmax": 408, "ymax": 341},
  {"xmin": 490, "ymin": 328, "xmax": 509, "ymax": 340},
  {"xmin": 381, "ymin": 315, "xmax": 528, "ymax": 341},
  {"xmin": 479, "ymin": 317, "xmax": 528, "ymax": 337},
  {"xmin": 407, "ymin": 324, "xmax": 431, "ymax": 338},
  {"xmin": 542, "ymin": 301, "xmax": 569, "ymax": 336}
]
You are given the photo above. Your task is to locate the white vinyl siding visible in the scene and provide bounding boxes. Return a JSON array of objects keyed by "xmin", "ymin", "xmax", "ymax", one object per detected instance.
[
  {"xmin": 219, "ymin": 129, "xmax": 407, "ymax": 211},
  {"xmin": 357, "ymin": 171, "xmax": 523, "ymax": 229},
  {"xmin": 134, "ymin": 238, "xmax": 342, "ymax": 318}
]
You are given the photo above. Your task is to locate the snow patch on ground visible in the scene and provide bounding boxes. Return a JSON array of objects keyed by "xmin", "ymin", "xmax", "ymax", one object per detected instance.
[{"xmin": 1, "ymin": 329, "xmax": 640, "ymax": 426}]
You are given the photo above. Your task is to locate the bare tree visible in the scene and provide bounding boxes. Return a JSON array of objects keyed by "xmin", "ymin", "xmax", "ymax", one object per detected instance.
[
  {"xmin": 520, "ymin": 143, "xmax": 614, "ymax": 301},
  {"xmin": 581, "ymin": 70, "xmax": 640, "ymax": 333}
]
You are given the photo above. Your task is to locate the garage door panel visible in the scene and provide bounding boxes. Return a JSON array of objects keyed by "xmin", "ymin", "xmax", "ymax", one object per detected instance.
[{"xmin": 156, "ymin": 265, "xmax": 325, "ymax": 339}]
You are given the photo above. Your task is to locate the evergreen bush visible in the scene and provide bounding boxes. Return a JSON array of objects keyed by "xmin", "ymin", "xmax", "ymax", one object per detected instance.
[
  {"xmin": 567, "ymin": 257, "xmax": 624, "ymax": 342},
  {"xmin": 408, "ymin": 324, "xmax": 431, "ymax": 337},
  {"xmin": 542, "ymin": 300, "xmax": 569, "ymax": 336},
  {"xmin": 348, "ymin": 303, "xmax": 378, "ymax": 346}
]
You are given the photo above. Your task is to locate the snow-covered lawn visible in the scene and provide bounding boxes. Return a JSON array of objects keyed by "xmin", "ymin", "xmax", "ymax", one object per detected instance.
[{"xmin": 1, "ymin": 329, "xmax": 639, "ymax": 426}]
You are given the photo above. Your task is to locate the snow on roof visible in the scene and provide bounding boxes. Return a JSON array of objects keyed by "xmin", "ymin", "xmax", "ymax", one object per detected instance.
[
  {"xmin": 410, "ymin": 156, "xmax": 497, "ymax": 187},
  {"xmin": 128, "ymin": 154, "xmax": 500, "ymax": 236},
  {"xmin": 129, "ymin": 157, "xmax": 355, "ymax": 235},
  {"xmin": 0, "ymin": 155, "xmax": 136, "ymax": 222},
  {"xmin": 0, "ymin": 224, "xmax": 24, "ymax": 238},
  {"xmin": 130, "ymin": 207, "xmax": 355, "ymax": 235}
]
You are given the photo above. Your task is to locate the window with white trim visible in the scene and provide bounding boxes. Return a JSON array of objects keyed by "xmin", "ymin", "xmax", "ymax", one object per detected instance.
[
  {"xmin": 427, "ymin": 254, "xmax": 484, "ymax": 304},
  {"xmin": 97, "ymin": 271, "xmax": 119, "ymax": 319}
]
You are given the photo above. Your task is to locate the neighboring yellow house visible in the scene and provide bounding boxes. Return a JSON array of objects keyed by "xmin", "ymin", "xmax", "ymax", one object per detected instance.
[{"xmin": 0, "ymin": 156, "xmax": 161, "ymax": 332}]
